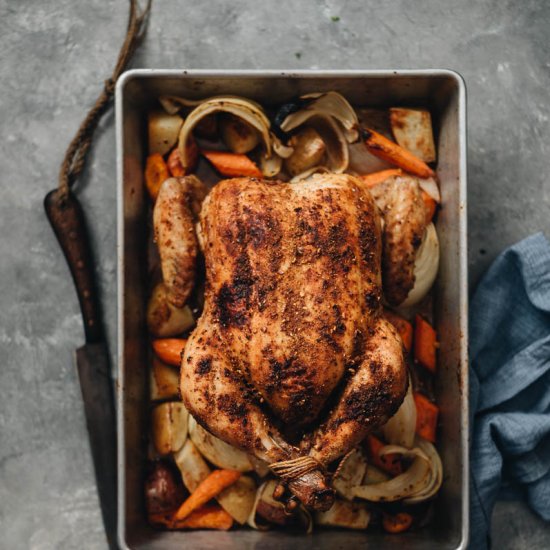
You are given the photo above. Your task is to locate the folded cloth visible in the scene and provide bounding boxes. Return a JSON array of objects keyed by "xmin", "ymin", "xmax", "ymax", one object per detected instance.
[{"xmin": 469, "ymin": 233, "xmax": 550, "ymax": 549}]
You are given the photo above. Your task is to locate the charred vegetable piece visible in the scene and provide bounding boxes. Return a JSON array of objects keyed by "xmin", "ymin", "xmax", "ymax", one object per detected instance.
[
  {"xmin": 382, "ymin": 511, "xmax": 413, "ymax": 534},
  {"xmin": 145, "ymin": 460, "xmax": 186, "ymax": 516}
]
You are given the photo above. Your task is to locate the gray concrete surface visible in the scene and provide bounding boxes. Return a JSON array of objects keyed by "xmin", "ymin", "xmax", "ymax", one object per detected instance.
[{"xmin": 0, "ymin": 0, "xmax": 549, "ymax": 548}]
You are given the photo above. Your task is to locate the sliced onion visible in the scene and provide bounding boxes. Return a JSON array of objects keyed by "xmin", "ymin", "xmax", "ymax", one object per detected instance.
[
  {"xmin": 403, "ymin": 437, "xmax": 443, "ymax": 504},
  {"xmin": 418, "ymin": 176, "xmax": 441, "ymax": 203},
  {"xmin": 352, "ymin": 446, "xmax": 431, "ymax": 502},
  {"xmin": 173, "ymin": 438, "xmax": 211, "ymax": 492},
  {"xmin": 284, "ymin": 92, "xmax": 360, "ymax": 143},
  {"xmin": 315, "ymin": 500, "xmax": 371, "ymax": 530},
  {"xmin": 401, "ymin": 222, "xmax": 439, "ymax": 307},
  {"xmin": 333, "ymin": 448, "xmax": 368, "ymax": 501},
  {"xmin": 188, "ymin": 415, "xmax": 253, "ymax": 472},
  {"xmin": 382, "ymin": 375, "xmax": 416, "ymax": 448},
  {"xmin": 248, "ymin": 455, "xmax": 271, "ymax": 478},
  {"xmin": 362, "ymin": 464, "xmax": 390, "ymax": 485},
  {"xmin": 348, "ymin": 141, "xmax": 393, "ymax": 174},
  {"xmin": 177, "ymin": 96, "xmax": 274, "ymax": 169},
  {"xmin": 290, "ymin": 165, "xmax": 331, "ymax": 183},
  {"xmin": 247, "ymin": 480, "xmax": 283, "ymax": 530}
]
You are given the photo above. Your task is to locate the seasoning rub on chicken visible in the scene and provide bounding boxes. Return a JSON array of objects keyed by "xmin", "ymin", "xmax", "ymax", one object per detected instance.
[{"xmin": 156, "ymin": 173, "xmax": 407, "ymax": 511}]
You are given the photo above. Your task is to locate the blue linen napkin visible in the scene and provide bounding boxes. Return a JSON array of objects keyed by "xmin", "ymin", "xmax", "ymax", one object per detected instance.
[{"xmin": 469, "ymin": 233, "xmax": 550, "ymax": 549}]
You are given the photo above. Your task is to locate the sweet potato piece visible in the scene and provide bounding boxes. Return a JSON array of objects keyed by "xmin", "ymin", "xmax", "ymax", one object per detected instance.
[
  {"xmin": 414, "ymin": 315, "xmax": 437, "ymax": 373},
  {"xmin": 145, "ymin": 153, "xmax": 170, "ymax": 201},
  {"xmin": 414, "ymin": 392, "xmax": 439, "ymax": 443}
]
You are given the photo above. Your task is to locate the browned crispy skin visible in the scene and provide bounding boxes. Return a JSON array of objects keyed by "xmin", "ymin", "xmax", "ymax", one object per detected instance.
[
  {"xmin": 180, "ymin": 174, "xmax": 406, "ymax": 510},
  {"xmin": 368, "ymin": 176, "xmax": 427, "ymax": 305},
  {"xmin": 153, "ymin": 176, "xmax": 207, "ymax": 307}
]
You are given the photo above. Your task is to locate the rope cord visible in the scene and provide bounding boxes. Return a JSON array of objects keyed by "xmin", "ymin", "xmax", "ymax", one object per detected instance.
[
  {"xmin": 57, "ymin": 0, "xmax": 151, "ymax": 202},
  {"xmin": 270, "ymin": 456, "xmax": 323, "ymax": 481}
]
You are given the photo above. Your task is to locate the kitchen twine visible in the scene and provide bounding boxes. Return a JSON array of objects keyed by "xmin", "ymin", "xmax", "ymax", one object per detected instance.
[
  {"xmin": 270, "ymin": 456, "xmax": 323, "ymax": 480},
  {"xmin": 56, "ymin": 0, "xmax": 152, "ymax": 204}
]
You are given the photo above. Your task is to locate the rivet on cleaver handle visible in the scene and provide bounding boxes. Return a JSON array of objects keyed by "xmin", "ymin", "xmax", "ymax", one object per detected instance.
[{"xmin": 44, "ymin": 189, "xmax": 103, "ymax": 344}]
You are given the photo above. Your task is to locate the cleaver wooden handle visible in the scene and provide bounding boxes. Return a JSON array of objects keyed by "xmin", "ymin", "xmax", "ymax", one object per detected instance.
[{"xmin": 44, "ymin": 189, "xmax": 103, "ymax": 344}]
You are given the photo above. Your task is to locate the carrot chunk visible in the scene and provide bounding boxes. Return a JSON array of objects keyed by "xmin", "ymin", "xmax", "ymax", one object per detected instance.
[
  {"xmin": 167, "ymin": 140, "xmax": 199, "ymax": 177},
  {"xmin": 422, "ymin": 190, "xmax": 437, "ymax": 224},
  {"xmin": 152, "ymin": 338, "xmax": 188, "ymax": 367},
  {"xmin": 360, "ymin": 168, "xmax": 403, "ymax": 188},
  {"xmin": 175, "ymin": 504, "xmax": 233, "ymax": 530},
  {"xmin": 173, "ymin": 469, "xmax": 241, "ymax": 521},
  {"xmin": 363, "ymin": 128, "xmax": 435, "ymax": 179},
  {"xmin": 384, "ymin": 309, "xmax": 413, "ymax": 353},
  {"xmin": 364, "ymin": 435, "xmax": 403, "ymax": 476},
  {"xmin": 414, "ymin": 392, "xmax": 439, "ymax": 443},
  {"xmin": 414, "ymin": 315, "xmax": 437, "ymax": 373},
  {"xmin": 382, "ymin": 512, "xmax": 413, "ymax": 534},
  {"xmin": 201, "ymin": 150, "xmax": 262, "ymax": 178},
  {"xmin": 145, "ymin": 153, "xmax": 170, "ymax": 201}
]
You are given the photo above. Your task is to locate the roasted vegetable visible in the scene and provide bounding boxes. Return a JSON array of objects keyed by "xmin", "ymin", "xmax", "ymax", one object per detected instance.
[
  {"xmin": 220, "ymin": 113, "xmax": 261, "ymax": 153},
  {"xmin": 414, "ymin": 393, "xmax": 439, "ymax": 443},
  {"xmin": 284, "ymin": 127, "xmax": 326, "ymax": 176},
  {"xmin": 390, "ymin": 108, "xmax": 436, "ymax": 163},
  {"xmin": 145, "ymin": 460, "xmax": 186, "ymax": 516},
  {"xmin": 363, "ymin": 128, "xmax": 435, "ymax": 179},
  {"xmin": 188, "ymin": 415, "xmax": 254, "ymax": 472},
  {"xmin": 150, "ymin": 357, "xmax": 179, "ymax": 401},
  {"xmin": 414, "ymin": 315, "xmax": 437, "ymax": 373},
  {"xmin": 151, "ymin": 402, "xmax": 189, "ymax": 455},
  {"xmin": 201, "ymin": 150, "xmax": 263, "ymax": 178},
  {"xmin": 144, "ymin": 153, "xmax": 170, "ymax": 201},
  {"xmin": 152, "ymin": 338, "xmax": 188, "ymax": 367},
  {"xmin": 315, "ymin": 500, "xmax": 370, "ymax": 530},
  {"xmin": 173, "ymin": 469, "xmax": 241, "ymax": 521},
  {"xmin": 147, "ymin": 283, "xmax": 195, "ymax": 338},
  {"xmin": 148, "ymin": 110, "xmax": 184, "ymax": 156}
]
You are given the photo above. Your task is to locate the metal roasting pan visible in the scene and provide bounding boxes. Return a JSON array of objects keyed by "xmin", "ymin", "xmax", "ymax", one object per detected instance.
[{"xmin": 115, "ymin": 70, "xmax": 468, "ymax": 550}]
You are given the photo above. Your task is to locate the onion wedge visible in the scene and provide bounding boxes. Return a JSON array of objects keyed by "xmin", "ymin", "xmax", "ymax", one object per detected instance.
[
  {"xmin": 382, "ymin": 375, "xmax": 417, "ymax": 448},
  {"xmin": 188, "ymin": 415, "xmax": 253, "ymax": 472},
  {"xmin": 401, "ymin": 222, "xmax": 439, "ymax": 307},
  {"xmin": 333, "ymin": 448, "xmax": 368, "ymax": 501},
  {"xmin": 315, "ymin": 500, "xmax": 371, "ymax": 530},
  {"xmin": 352, "ymin": 446, "xmax": 431, "ymax": 502}
]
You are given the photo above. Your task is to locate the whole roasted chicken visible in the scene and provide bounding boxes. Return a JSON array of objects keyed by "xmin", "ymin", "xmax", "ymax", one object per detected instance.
[{"xmin": 155, "ymin": 173, "xmax": 407, "ymax": 511}]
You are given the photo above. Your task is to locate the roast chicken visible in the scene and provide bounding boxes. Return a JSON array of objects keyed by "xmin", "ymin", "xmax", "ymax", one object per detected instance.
[{"xmin": 154, "ymin": 173, "xmax": 407, "ymax": 511}]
